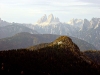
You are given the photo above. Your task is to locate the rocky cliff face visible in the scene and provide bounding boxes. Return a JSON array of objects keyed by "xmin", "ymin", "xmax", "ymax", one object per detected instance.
[
  {"xmin": 35, "ymin": 14, "xmax": 60, "ymax": 26},
  {"xmin": 37, "ymin": 14, "xmax": 47, "ymax": 24}
]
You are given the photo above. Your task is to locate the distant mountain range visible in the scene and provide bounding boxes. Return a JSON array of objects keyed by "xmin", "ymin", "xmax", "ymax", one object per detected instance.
[
  {"xmin": 0, "ymin": 14, "xmax": 100, "ymax": 49},
  {"xmin": 0, "ymin": 32, "xmax": 96, "ymax": 51},
  {"xmin": 0, "ymin": 18, "xmax": 11, "ymax": 27},
  {"xmin": 0, "ymin": 24, "xmax": 38, "ymax": 39},
  {"xmin": 31, "ymin": 15, "xmax": 100, "ymax": 50}
]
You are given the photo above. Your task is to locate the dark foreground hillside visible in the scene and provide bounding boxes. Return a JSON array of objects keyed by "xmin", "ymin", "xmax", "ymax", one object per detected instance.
[
  {"xmin": 83, "ymin": 50, "xmax": 100, "ymax": 65},
  {"xmin": 0, "ymin": 36, "xmax": 100, "ymax": 75},
  {"xmin": 0, "ymin": 49, "xmax": 100, "ymax": 75}
]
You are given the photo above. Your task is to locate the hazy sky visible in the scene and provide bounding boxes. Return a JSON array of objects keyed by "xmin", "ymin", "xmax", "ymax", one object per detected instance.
[{"xmin": 0, "ymin": 0, "xmax": 100, "ymax": 23}]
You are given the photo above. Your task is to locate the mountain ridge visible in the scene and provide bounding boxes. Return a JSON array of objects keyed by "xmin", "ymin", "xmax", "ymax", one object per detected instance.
[
  {"xmin": 0, "ymin": 24, "xmax": 38, "ymax": 39},
  {"xmin": 34, "ymin": 15, "xmax": 100, "ymax": 49},
  {"xmin": 0, "ymin": 15, "xmax": 100, "ymax": 49}
]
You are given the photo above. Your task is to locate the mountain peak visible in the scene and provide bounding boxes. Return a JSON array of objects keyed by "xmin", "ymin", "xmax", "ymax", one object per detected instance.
[
  {"xmin": 67, "ymin": 18, "xmax": 83, "ymax": 29},
  {"xmin": 36, "ymin": 14, "xmax": 47, "ymax": 24},
  {"xmin": 54, "ymin": 17, "xmax": 60, "ymax": 22},
  {"xmin": 35, "ymin": 14, "xmax": 60, "ymax": 26},
  {"xmin": 47, "ymin": 14, "xmax": 54, "ymax": 23},
  {"xmin": 0, "ymin": 19, "xmax": 1, "ymax": 23},
  {"xmin": 52, "ymin": 36, "xmax": 80, "ymax": 54},
  {"xmin": 67, "ymin": 18, "xmax": 75, "ymax": 25},
  {"xmin": 0, "ymin": 18, "xmax": 2, "ymax": 22}
]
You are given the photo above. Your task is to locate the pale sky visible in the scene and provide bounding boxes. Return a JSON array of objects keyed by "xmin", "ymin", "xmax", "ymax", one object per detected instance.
[{"xmin": 0, "ymin": 0, "xmax": 100, "ymax": 23}]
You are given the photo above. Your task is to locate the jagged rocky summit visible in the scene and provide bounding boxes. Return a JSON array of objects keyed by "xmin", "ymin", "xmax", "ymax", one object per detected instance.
[{"xmin": 35, "ymin": 14, "xmax": 60, "ymax": 26}]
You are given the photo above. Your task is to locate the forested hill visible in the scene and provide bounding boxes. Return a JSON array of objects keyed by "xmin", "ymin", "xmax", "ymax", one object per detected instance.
[
  {"xmin": 0, "ymin": 32, "xmax": 96, "ymax": 51},
  {"xmin": 0, "ymin": 36, "xmax": 100, "ymax": 75}
]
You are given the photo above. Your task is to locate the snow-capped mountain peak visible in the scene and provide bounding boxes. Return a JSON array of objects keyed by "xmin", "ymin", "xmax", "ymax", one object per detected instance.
[
  {"xmin": 36, "ymin": 14, "xmax": 47, "ymax": 24},
  {"xmin": 94, "ymin": 19, "xmax": 100, "ymax": 29},
  {"xmin": 90, "ymin": 18, "xmax": 100, "ymax": 29},
  {"xmin": 67, "ymin": 18, "xmax": 75, "ymax": 25},
  {"xmin": 35, "ymin": 14, "xmax": 60, "ymax": 26},
  {"xmin": 47, "ymin": 14, "xmax": 54, "ymax": 23},
  {"xmin": 67, "ymin": 18, "xmax": 83, "ymax": 28}
]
